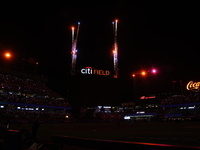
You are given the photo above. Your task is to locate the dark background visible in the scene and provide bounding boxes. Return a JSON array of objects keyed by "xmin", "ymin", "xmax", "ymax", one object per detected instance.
[{"xmin": 0, "ymin": 1, "xmax": 199, "ymax": 104}]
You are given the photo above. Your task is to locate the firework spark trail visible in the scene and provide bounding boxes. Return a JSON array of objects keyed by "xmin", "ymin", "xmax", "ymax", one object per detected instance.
[
  {"xmin": 71, "ymin": 22, "xmax": 80, "ymax": 75},
  {"xmin": 113, "ymin": 19, "xmax": 118, "ymax": 78}
]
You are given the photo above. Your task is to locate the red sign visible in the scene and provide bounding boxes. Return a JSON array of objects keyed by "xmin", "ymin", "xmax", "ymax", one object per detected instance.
[{"xmin": 140, "ymin": 96, "xmax": 156, "ymax": 100}]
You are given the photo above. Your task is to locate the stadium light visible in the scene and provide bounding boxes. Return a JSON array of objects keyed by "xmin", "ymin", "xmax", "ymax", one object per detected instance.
[
  {"xmin": 151, "ymin": 68, "xmax": 157, "ymax": 74},
  {"xmin": 4, "ymin": 52, "xmax": 12, "ymax": 59},
  {"xmin": 141, "ymin": 71, "xmax": 146, "ymax": 76},
  {"xmin": 132, "ymin": 68, "xmax": 158, "ymax": 78},
  {"xmin": 132, "ymin": 74, "xmax": 136, "ymax": 77}
]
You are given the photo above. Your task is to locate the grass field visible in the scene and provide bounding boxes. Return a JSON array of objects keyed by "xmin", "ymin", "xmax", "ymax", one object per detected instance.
[{"xmin": 6, "ymin": 120, "xmax": 200, "ymax": 148}]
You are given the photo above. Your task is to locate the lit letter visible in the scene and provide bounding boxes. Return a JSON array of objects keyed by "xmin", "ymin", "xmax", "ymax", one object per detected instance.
[
  {"xmin": 186, "ymin": 81, "xmax": 193, "ymax": 90},
  {"xmin": 94, "ymin": 70, "xmax": 98, "ymax": 75},
  {"xmin": 99, "ymin": 70, "xmax": 103, "ymax": 75},
  {"xmin": 90, "ymin": 68, "xmax": 93, "ymax": 74},
  {"xmin": 102, "ymin": 70, "xmax": 106, "ymax": 75},
  {"xmin": 81, "ymin": 69, "xmax": 86, "ymax": 74},
  {"xmin": 195, "ymin": 82, "xmax": 200, "ymax": 89},
  {"xmin": 105, "ymin": 70, "xmax": 110, "ymax": 75},
  {"xmin": 87, "ymin": 68, "xmax": 92, "ymax": 74}
]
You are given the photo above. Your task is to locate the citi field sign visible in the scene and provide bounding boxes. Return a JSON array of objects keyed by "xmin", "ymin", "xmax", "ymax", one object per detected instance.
[{"xmin": 81, "ymin": 66, "xmax": 110, "ymax": 76}]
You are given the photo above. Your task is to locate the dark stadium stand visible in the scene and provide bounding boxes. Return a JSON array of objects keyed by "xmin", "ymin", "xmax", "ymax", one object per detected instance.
[{"xmin": 0, "ymin": 68, "xmax": 72, "ymax": 124}]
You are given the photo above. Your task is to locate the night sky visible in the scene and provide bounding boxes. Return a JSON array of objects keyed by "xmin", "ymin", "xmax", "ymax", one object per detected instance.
[{"xmin": 0, "ymin": 1, "xmax": 200, "ymax": 101}]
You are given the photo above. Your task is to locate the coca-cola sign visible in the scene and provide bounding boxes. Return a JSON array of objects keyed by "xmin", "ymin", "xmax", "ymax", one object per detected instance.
[{"xmin": 186, "ymin": 81, "xmax": 200, "ymax": 91}]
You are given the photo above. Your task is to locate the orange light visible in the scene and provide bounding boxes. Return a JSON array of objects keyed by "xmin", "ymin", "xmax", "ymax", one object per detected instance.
[
  {"xmin": 4, "ymin": 52, "xmax": 11, "ymax": 59},
  {"xmin": 132, "ymin": 74, "xmax": 136, "ymax": 77},
  {"xmin": 113, "ymin": 50, "xmax": 116, "ymax": 54},
  {"xmin": 115, "ymin": 19, "xmax": 118, "ymax": 22},
  {"xmin": 141, "ymin": 71, "xmax": 146, "ymax": 76},
  {"xmin": 71, "ymin": 26, "xmax": 75, "ymax": 30}
]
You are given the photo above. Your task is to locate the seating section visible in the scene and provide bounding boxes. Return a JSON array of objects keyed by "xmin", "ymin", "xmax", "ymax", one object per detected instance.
[{"xmin": 0, "ymin": 73, "xmax": 71, "ymax": 122}]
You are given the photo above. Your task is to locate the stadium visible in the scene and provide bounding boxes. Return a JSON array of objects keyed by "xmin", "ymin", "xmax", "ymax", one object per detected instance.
[
  {"xmin": 1, "ymin": 46, "xmax": 200, "ymax": 150},
  {"xmin": 1, "ymin": 19, "xmax": 200, "ymax": 149},
  {"xmin": 1, "ymin": 61, "xmax": 200, "ymax": 149}
]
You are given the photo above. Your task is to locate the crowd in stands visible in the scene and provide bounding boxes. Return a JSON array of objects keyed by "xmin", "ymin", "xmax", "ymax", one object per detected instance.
[
  {"xmin": 158, "ymin": 93, "xmax": 200, "ymax": 119},
  {"xmin": 161, "ymin": 93, "xmax": 200, "ymax": 105},
  {"xmin": 0, "ymin": 72, "xmax": 72, "ymax": 123},
  {"xmin": 0, "ymin": 93, "xmax": 69, "ymax": 107},
  {"xmin": 0, "ymin": 108, "xmax": 72, "ymax": 122},
  {"xmin": 0, "ymin": 73, "xmax": 70, "ymax": 107},
  {"xmin": 0, "ymin": 73, "xmax": 61, "ymax": 97}
]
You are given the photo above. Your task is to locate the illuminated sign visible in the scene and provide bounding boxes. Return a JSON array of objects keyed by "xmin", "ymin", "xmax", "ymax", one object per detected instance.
[
  {"xmin": 81, "ymin": 66, "xmax": 110, "ymax": 76},
  {"xmin": 140, "ymin": 96, "xmax": 156, "ymax": 100},
  {"xmin": 186, "ymin": 81, "xmax": 200, "ymax": 91}
]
